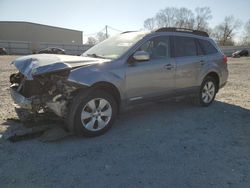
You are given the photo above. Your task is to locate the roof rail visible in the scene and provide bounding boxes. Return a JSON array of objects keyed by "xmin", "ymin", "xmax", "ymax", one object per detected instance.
[
  {"xmin": 155, "ymin": 27, "xmax": 209, "ymax": 37},
  {"xmin": 121, "ymin": 31, "xmax": 138, "ymax": 34}
]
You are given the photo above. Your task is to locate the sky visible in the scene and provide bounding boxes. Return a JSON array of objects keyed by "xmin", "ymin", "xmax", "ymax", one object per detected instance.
[{"xmin": 0, "ymin": 0, "xmax": 250, "ymax": 41}]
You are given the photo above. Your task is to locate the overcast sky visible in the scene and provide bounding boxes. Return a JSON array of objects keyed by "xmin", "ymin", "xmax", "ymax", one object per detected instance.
[{"xmin": 0, "ymin": 0, "xmax": 249, "ymax": 39}]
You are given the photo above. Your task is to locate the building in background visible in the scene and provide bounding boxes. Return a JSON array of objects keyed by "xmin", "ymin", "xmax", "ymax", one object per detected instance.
[
  {"xmin": 0, "ymin": 21, "xmax": 88, "ymax": 55},
  {"xmin": 0, "ymin": 21, "xmax": 82, "ymax": 44}
]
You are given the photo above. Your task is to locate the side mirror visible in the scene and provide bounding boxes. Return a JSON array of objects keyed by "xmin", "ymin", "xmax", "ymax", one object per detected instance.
[{"xmin": 133, "ymin": 51, "xmax": 150, "ymax": 61}]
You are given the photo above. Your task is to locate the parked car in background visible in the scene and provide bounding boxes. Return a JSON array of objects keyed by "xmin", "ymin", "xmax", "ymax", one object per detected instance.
[
  {"xmin": 38, "ymin": 47, "xmax": 65, "ymax": 54},
  {"xmin": 0, "ymin": 47, "xmax": 7, "ymax": 55},
  {"xmin": 9, "ymin": 27, "xmax": 228, "ymax": 137},
  {"xmin": 232, "ymin": 49, "xmax": 249, "ymax": 57}
]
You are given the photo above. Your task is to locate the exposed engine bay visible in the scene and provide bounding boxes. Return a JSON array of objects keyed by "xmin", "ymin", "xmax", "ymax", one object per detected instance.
[
  {"xmin": 9, "ymin": 54, "xmax": 110, "ymax": 124},
  {"xmin": 10, "ymin": 70, "xmax": 79, "ymax": 117}
]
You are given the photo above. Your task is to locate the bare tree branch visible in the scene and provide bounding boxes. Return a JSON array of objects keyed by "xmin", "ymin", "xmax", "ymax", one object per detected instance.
[
  {"xmin": 96, "ymin": 32, "xmax": 109, "ymax": 43},
  {"xmin": 213, "ymin": 15, "xmax": 241, "ymax": 46},
  {"xmin": 87, "ymin": 37, "xmax": 97, "ymax": 45},
  {"xmin": 240, "ymin": 19, "xmax": 250, "ymax": 45},
  {"xmin": 194, "ymin": 7, "xmax": 212, "ymax": 31},
  {"xmin": 143, "ymin": 7, "xmax": 211, "ymax": 31},
  {"xmin": 144, "ymin": 18, "xmax": 156, "ymax": 31}
]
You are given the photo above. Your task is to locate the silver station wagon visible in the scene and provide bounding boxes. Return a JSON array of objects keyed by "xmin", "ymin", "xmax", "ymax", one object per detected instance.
[{"xmin": 10, "ymin": 27, "xmax": 228, "ymax": 136}]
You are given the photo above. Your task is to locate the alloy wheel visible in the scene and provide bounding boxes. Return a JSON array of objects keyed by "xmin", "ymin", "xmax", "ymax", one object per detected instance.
[
  {"xmin": 81, "ymin": 98, "xmax": 112, "ymax": 131},
  {"xmin": 201, "ymin": 81, "xmax": 215, "ymax": 104}
]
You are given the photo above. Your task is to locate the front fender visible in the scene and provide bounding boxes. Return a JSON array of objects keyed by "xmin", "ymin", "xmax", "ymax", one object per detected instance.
[{"xmin": 67, "ymin": 65, "xmax": 125, "ymax": 97}]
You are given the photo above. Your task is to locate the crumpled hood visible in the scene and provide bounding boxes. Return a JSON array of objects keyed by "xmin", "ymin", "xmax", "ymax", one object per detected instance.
[{"xmin": 12, "ymin": 54, "xmax": 110, "ymax": 79}]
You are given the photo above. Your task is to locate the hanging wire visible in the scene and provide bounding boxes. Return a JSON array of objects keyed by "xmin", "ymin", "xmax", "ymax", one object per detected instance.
[
  {"xmin": 107, "ymin": 25, "xmax": 123, "ymax": 33},
  {"xmin": 84, "ymin": 25, "xmax": 123, "ymax": 37},
  {"xmin": 83, "ymin": 27, "xmax": 106, "ymax": 36}
]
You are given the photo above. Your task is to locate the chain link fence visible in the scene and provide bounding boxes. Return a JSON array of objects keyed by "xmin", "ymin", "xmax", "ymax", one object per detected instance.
[
  {"xmin": 0, "ymin": 40, "xmax": 250, "ymax": 56},
  {"xmin": 220, "ymin": 46, "xmax": 250, "ymax": 56},
  {"xmin": 0, "ymin": 40, "xmax": 92, "ymax": 55}
]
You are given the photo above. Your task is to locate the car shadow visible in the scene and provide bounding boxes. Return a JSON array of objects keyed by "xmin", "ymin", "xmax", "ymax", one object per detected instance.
[
  {"xmin": 1, "ymin": 99, "xmax": 250, "ymax": 143},
  {"xmin": 113, "ymin": 100, "xmax": 250, "ymax": 141},
  {"xmin": 1, "ymin": 99, "xmax": 250, "ymax": 187}
]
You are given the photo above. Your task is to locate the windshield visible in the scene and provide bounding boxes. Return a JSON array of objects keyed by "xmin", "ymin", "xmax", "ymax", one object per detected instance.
[{"xmin": 82, "ymin": 32, "xmax": 146, "ymax": 59}]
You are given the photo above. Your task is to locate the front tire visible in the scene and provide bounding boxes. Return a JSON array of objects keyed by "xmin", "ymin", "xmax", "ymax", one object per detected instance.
[{"xmin": 67, "ymin": 89, "xmax": 118, "ymax": 137}]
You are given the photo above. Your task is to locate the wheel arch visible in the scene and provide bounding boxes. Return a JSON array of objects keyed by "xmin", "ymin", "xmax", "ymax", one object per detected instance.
[
  {"xmin": 91, "ymin": 81, "xmax": 121, "ymax": 109},
  {"xmin": 66, "ymin": 81, "xmax": 120, "ymax": 135},
  {"xmin": 203, "ymin": 72, "xmax": 220, "ymax": 92}
]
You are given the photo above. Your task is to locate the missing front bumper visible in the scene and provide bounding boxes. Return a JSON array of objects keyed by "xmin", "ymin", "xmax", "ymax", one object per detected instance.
[
  {"xmin": 10, "ymin": 87, "xmax": 67, "ymax": 117},
  {"xmin": 10, "ymin": 87, "xmax": 32, "ymax": 109}
]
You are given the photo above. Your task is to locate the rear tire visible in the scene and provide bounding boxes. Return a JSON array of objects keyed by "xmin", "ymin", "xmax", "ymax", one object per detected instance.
[
  {"xmin": 194, "ymin": 76, "xmax": 218, "ymax": 107},
  {"xmin": 67, "ymin": 89, "xmax": 118, "ymax": 137}
]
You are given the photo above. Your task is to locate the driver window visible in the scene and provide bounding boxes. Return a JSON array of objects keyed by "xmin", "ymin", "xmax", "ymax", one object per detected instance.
[{"xmin": 138, "ymin": 36, "xmax": 170, "ymax": 59}]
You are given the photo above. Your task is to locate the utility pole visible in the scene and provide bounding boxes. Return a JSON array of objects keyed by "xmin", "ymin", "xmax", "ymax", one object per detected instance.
[{"xmin": 105, "ymin": 25, "xmax": 108, "ymax": 39}]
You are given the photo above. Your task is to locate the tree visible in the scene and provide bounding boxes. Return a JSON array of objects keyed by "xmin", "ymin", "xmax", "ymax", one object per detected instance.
[
  {"xmin": 240, "ymin": 19, "xmax": 250, "ymax": 45},
  {"xmin": 245, "ymin": 19, "xmax": 250, "ymax": 37},
  {"xmin": 87, "ymin": 37, "xmax": 97, "ymax": 45},
  {"xmin": 96, "ymin": 31, "xmax": 109, "ymax": 43},
  {"xmin": 194, "ymin": 7, "xmax": 212, "ymax": 31},
  {"xmin": 175, "ymin": 7, "xmax": 194, "ymax": 29},
  {"xmin": 144, "ymin": 17, "xmax": 156, "ymax": 31},
  {"xmin": 155, "ymin": 7, "xmax": 178, "ymax": 28},
  {"xmin": 154, "ymin": 7, "xmax": 195, "ymax": 29},
  {"xmin": 143, "ymin": 7, "xmax": 212, "ymax": 31},
  {"xmin": 212, "ymin": 16, "xmax": 241, "ymax": 46}
]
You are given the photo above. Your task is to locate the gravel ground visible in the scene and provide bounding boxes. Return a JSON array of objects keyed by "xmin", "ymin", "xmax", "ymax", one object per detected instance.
[{"xmin": 0, "ymin": 55, "xmax": 250, "ymax": 188}]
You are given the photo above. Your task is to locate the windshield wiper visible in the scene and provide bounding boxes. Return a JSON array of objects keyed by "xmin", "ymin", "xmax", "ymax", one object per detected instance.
[{"xmin": 86, "ymin": 53, "xmax": 109, "ymax": 59}]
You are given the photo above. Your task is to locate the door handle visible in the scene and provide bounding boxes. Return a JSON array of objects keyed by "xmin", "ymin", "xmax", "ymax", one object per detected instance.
[{"xmin": 164, "ymin": 64, "xmax": 174, "ymax": 70}]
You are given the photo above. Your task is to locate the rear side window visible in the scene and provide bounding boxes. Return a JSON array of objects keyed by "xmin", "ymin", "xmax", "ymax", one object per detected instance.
[
  {"xmin": 196, "ymin": 40, "xmax": 204, "ymax": 56},
  {"xmin": 199, "ymin": 39, "xmax": 218, "ymax": 55},
  {"xmin": 173, "ymin": 36, "xmax": 197, "ymax": 57}
]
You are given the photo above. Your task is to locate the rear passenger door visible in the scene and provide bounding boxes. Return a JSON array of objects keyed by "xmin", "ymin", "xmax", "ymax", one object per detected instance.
[{"xmin": 172, "ymin": 36, "xmax": 202, "ymax": 89}]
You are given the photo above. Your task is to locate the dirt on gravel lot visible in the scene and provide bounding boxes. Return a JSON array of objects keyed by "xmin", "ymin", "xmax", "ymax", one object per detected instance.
[{"xmin": 0, "ymin": 55, "xmax": 250, "ymax": 188}]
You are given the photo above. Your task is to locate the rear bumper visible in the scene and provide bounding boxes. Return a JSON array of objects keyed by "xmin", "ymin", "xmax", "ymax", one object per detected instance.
[
  {"xmin": 10, "ymin": 87, "xmax": 32, "ymax": 109},
  {"xmin": 220, "ymin": 67, "xmax": 229, "ymax": 89}
]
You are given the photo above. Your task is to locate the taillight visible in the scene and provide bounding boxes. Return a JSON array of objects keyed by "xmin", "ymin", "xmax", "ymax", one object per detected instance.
[{"xmin": 223, "ymin": 55, "xmax": 228, "ymax": 64}]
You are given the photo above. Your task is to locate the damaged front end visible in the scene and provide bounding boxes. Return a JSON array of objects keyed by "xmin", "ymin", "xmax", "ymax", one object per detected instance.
[
  {"xmin": 9, "ymin": 54, "xmax": 108, "ymax": 121},
  {"xmin": 10, "ymin": 70, "xmax": 80, "ymax": 118}
]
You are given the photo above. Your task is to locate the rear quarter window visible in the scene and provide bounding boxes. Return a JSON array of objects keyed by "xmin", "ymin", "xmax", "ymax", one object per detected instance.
[{"xmin": 199, "ymin": 39, "xmax": 218, "ymax": 55}]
